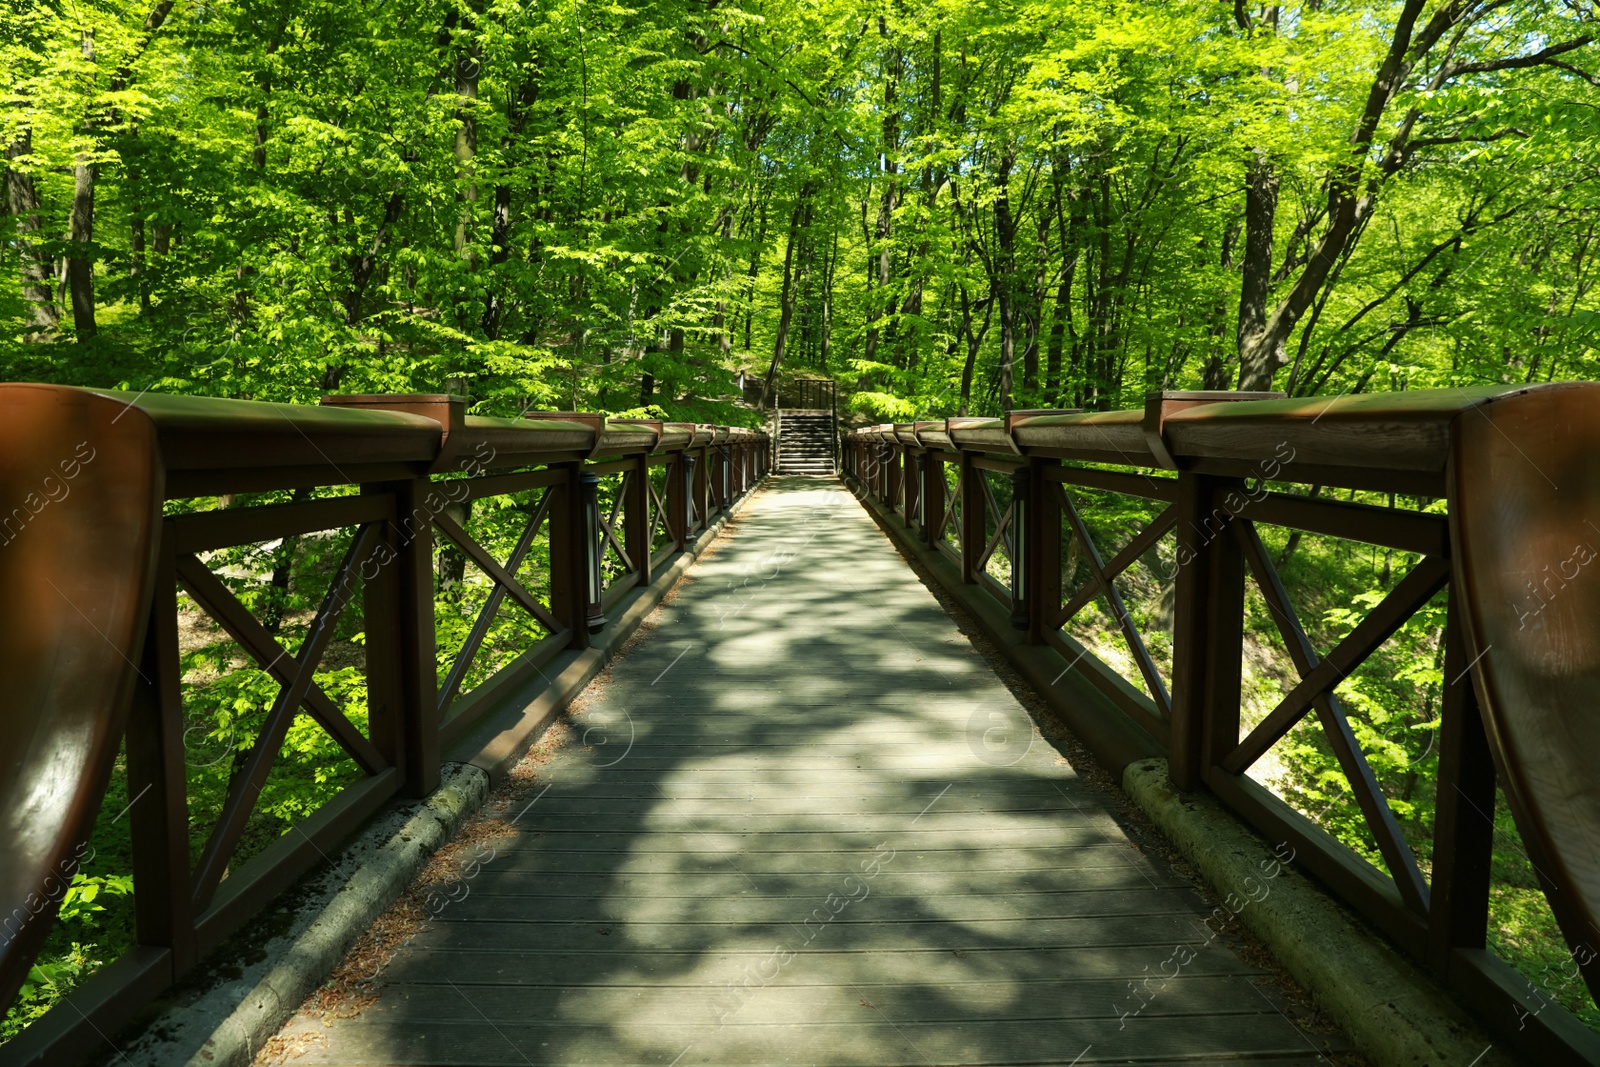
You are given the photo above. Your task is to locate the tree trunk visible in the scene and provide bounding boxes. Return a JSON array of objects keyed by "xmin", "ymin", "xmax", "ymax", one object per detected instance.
[
  {"xmin": 4, "ymin": 132, "xmax": 60, "ymax": 338},
  {"xmin": 343, "ymin": 187, "xmax": 406, "ymax": 325},
  {"xmin": 1237, "ymin": 152, "xmax": 1281, "ymax": 390},
  {"xmin": 743, "ymin": 197, "xmax": 768, "ymax": 354},
  {"xmin": 61, "ymin": 3, "xmax": 178, "ymax": 340},
  {"xmin": 993, "ymin": 146, "xmax": 1018, "ymax": 411},
  {"xmin": 762, "ymin": 183, "xmax": 814, "ymax": 407},
  {"xmin": 130, "ymin": 184, "xmax": 150, "ymax": 312},
  {"xmin": 819, "ymin": 223, "xmax": 836, "ymax": 370},
  {"xmin": 863, "ymin": 20, "xmax": 901, "ymax": 369},
  {"xmin": 66, "ymin": 157, "xmax": 97, "ymax": 340},
  {"xmin": 481, "ymin": 181, "xmax": 512, "ymax": 338},
  {"xmin": 958, "ymin": 283, "xmax": 992, "ymax": 417},
  {"xmin": 64, "ymin": 31, "xmax": 97, "ymax": 340},
  {"xmin": 453, "ymin": 33, "xmax": 481, "ymax": 264}
]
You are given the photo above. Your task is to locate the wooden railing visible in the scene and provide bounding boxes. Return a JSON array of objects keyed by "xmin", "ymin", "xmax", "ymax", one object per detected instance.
[
  {"xmin": 777, "ymin": 377, "xmax": 836, "ymax": 412},
  {"xmin": 0, "ymin": 386, "xmax": 767, "ymax": 1065},
  {"xmin": 845, "ymin": 385, "xmax": 1600, "ymax": 1065}
]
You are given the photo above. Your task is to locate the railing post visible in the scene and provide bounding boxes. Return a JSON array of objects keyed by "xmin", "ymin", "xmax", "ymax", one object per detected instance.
[
  {"xmin": 960, "ymin": 450, "xmax": 984, "ymax": 584},
  {"xmin": 124, "ymin": 524, "xmax": 199, "ymax": 975},
  {"xmin": 831, "ymin": 386, "xmax": 839, "ymax": 472},
  {"xmin": 624, "ymin": 453, "xmax": 651, "ymax": 588},
  {"xmin": 910, "ymin": 452, "xmax": 927, "ymax": 541},
  {"xmin": 366, "ymin": 478, "xmax": 440, "ymax": 797},
  {"xmin": 580, "ymin": 470, "xmax": 608, "ymax": 631},
  {"xmin": 1427, "ymin": 590, "xmax": 1497, "ymax": 976},
  {"xmin": 671, "ymin": 450, "xmax": 690, "ymax": 550},
  {"xmin": 1169, "ymin": 472, "xmax": 1246, "ymax": 791},
  {"xmin": 693, "ymin": 445, "xmax": 710, "ymax": 526},
  {"xmin": 901, "ymin": 446, "xmax": 916, "ymax": 522},
  {"xmin": 713, "ymin": 441, "xmax": 726, "ymax": 508},
  {"xmin": 360, "ymin": 480, "xmax": 437, "ymax": 798},
  {"xmin": 549, "ymin": 463, "xmax": 590, "ymax": 651},
  {"xmin": 888, "ymin": 444, "xmax": 903, "ymax": 514},
  {"xmin": 1027, "ymin": 457, "xmax": 1061, "ymax": 644},
  {"xmin": 923, "ymin": 452, "xmax": 944, "ymax": 545},
  {"xmin": 1008, "ymin": 463, "xmax": 1031, "ymax": 629}
]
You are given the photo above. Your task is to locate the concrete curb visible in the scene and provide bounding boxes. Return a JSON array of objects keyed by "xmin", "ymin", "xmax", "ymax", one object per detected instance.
[
  {"xmin": 1123, "ymin": 758, "xmax": 1518, "ymax": 1067},
  {"xmin": 108, "ymin": 763, "xmax": 488, "ymax": 1067}
]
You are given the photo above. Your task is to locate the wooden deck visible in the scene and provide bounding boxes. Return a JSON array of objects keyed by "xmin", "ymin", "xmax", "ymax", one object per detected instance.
[{"xmin": 271, "ymin": 476, "xmax": 1337, "ymax": 1066}]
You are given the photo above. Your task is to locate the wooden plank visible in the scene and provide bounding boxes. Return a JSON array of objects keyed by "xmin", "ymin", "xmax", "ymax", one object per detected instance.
[
  {"xmin": 444, "ymin": 886, "xmax": 1203, "ymax": 922},
  {"xmin": 452, "ymin": 866, "xmax": 1191, "ymax": 895},
  {"xmin": 275, "ymin": 1015, "xmax": 1316, "ymax": 1067},
  {"xmin": 381, "ymin": 943, "xmax": 1262, "ymax": 987},
  {"xmin": 266, "ymin": 476, "xmax": 1346, "ymax": 1067},
  {"xmin": 353, "ymin": 974, "xmax": 1282, "ymax": 1024}
]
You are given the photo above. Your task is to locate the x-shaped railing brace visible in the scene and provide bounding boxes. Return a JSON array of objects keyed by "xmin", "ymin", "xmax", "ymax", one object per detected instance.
[{"xmin": 178, "ymin": 522, "xmax": 383, "ymax": 911}]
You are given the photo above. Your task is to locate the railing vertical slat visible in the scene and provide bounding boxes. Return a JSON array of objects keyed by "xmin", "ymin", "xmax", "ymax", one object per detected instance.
[
  {"xmin": 550, "ymin": 464, "xmax": 590, "ymax": 650},
  {"xmin": 960, "ymin": 451, "xmax": 984, "ymax": 585},
  {"xmin": 1008, "ymin": 463, "xmax": 1030, "ymax": 629},
  {"xmin": 693, "ymin": 446, "xmax": 710, "ymax": 528},
  {"xmin": 393, "ymin": 479, "xmax": 441, "ymax": 798},
  {"xmin": 124, "ymin": 522, "xmax": 198, "ymax": 975},
  {"xmin": 920, "ymin": 453, "xmax": 940, "ymax": 545},
  {"xmin": 1428, "ymin": 591, "xmax": 1498, "ymax": 975},
  {"xmin": 669, "ymin": 451, "xmax": 689, "ymax": 550},
  {"xmin": 625, "ymin": 455, "xmax": 651, "ymax": 588},
  {"xmin": 1170, "ymin": 474, "xmax": 1247, "ymax": 790},
  {"xmin": 362, "ymin": 486, "xmax": 406, "ymax": 782},
  {"xmin": 1027, "ymin": 457, "xmax": 1061, "ymax": 644}
]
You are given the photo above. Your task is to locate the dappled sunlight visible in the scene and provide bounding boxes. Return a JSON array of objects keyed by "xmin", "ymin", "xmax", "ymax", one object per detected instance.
[{"xmin": 283, "ymin": 477, "xmax": 1313, "ymax": 1065}]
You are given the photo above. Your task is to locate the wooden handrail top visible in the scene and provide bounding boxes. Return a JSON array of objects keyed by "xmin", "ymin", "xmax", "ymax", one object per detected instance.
[
  {"xmin": 850, "ymin": 383, "xmax": 1599, "ymax": 494},
  {"xmin": 0, "ymin": 385, "xmax": 766, "ymax": 499}
]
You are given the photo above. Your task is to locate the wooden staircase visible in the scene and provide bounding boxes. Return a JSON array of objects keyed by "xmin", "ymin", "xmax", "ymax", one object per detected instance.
[{"xmin": 775, "ymin": 378, "xmax": 837, "ymax": 475}]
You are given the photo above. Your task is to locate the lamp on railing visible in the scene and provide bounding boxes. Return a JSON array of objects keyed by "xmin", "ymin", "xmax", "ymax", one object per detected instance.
[
  {"xmin": 581, "ymin": 470, "xmax": 607, "ymax": 632},
  {"xmin": 1008, "ymin": 464, "xmax": 1029, "ymax": 630}
]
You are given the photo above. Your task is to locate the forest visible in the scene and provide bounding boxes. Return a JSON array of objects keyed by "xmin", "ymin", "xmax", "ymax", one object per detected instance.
[
  {"xmin": 5, "ymin": 0, "xmax": 1598, "ymax": 415},
  {"xmin": 4, "ymin": 0, "xmax": 1600, "ymax": 1048}
]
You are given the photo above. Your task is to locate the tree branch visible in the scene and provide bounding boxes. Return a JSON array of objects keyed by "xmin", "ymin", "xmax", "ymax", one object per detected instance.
[
  {"xmin": 1443, "ymin": 36, "xmax": 1594, "ymax": 80},
  {"xmin": 1406, "ymin": 127, "xmax": 1529, "ymax": 153}
]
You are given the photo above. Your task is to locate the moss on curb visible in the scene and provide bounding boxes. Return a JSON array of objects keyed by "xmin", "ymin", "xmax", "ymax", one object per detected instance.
[{"xmin": 1123, "ymin": 757, "xmax": 1518, "ymax": 1067}]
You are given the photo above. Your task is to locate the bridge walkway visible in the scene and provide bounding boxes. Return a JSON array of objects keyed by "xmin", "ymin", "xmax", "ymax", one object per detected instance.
[{"xmin": 268, "ymin": 476, "xmax": 1339, "ymax": 1066}]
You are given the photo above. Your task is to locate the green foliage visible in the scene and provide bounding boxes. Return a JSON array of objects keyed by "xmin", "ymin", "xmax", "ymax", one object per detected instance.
[{"xmin": 4, "ymin": 0, "xmax": 1600, "ymax": 1046}]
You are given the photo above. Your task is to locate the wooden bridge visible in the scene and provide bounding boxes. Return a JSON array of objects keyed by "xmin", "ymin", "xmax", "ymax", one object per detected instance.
[
  {"xmin": 266, "ymin": 478, "xmax": 1329, "ymax": 1066},
  {"xmin": 2, "ymin": 385, "xmax": 1599, "ymax": 1066}
]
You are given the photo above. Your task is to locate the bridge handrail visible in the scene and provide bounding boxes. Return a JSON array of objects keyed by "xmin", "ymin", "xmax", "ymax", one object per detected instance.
[
  {"xmin": 0, "ymin": 385, "xmax": 768, "ymax": 1065},
  {"xmin": 845, "ymin": 382, "xmax": 1600, "ymax": 1065}
]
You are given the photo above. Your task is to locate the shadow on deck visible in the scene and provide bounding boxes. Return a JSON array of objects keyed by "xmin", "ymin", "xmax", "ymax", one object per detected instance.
[{"xmin": 264, "ymin": 478, "xmax": 1342, "ymax": 1066}]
